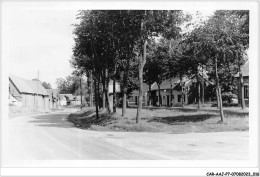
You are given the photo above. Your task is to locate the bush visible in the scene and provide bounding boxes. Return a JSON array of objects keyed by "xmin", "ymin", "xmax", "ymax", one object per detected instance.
[{"xmin": 222, "ymin": 92, "xmax": 237, "ymax": 103}]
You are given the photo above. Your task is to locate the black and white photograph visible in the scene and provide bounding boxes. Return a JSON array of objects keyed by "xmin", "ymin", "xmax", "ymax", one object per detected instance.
[{"xmin": 0, "ymin": 1, "xmax": 259, "ymax": 176}]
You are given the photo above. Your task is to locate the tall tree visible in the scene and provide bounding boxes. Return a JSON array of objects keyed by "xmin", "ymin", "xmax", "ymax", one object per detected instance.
[
  {"xmin": 136, "ymin": 10, "xmax": 186, "ymax": 123},
  {"xmin": 182, "ymin": 10, "xmax": 248, "ymax": 121},
  {"xmin": 144, "ymin": 39, "xmax": 169, "ymax": 106}
]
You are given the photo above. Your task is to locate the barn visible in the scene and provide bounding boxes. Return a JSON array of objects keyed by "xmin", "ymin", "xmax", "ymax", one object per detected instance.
[{"xmin": 9, "ymin": 75, "xmax": 50, "ymax": 110}]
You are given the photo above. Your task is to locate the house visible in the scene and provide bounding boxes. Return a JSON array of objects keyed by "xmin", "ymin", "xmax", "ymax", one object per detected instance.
[
  {"xmin": 235, "ymin": 61, "xmax": 249, "ymax": 106},
  {"xmin": 9, "ymin": 75, "xmax": 50, "ymax": 110},
  {"xmin": 58, "ymin": 94, "xmax": 87, "ymax": 106},
  {"xmin": 59, "ymin": 94, "xmax": 73, "ymax": 106},
  {"xmin": 150, "ymin": 78, "xmax": 189, "ymax": 106},
  {"xmin": 46, "ymin": 89, "xmax": 59, "ymax": 109},
  {"xmin": 71, "ymin": 95, "xmax": 86, "ymax": 106},
  {"xmin": 128, "ymin": 83, "xmax": 150, "ymax": 106},
  {"xmin": 128, "ymin": 77, "xmax": 190, "ymax": 107}
]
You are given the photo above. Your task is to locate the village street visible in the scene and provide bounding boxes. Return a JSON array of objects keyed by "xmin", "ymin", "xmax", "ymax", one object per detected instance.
[{"xmin": 3, "ymin": 108, "xmax": 248, "ymax": 164}]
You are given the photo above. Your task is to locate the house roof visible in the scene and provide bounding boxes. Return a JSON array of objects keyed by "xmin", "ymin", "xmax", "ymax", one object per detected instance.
[
  {"xmin": 151, "ymin": 78, "xmax": 184, "ymax": 91},
  {"xmin": 235, "ymin": 61, "xmax": 249, "ymax": 77},
  {"xmin": 47, "ymin": 89, "xmax": 59, "ymax": 98},
  {"xmin": 10, "ymin": 75, "xmax": 49, "ymax": 95}
]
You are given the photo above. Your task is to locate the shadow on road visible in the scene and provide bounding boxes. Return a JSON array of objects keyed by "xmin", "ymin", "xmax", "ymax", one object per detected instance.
[{"xmin": 28, "ymin": 113, "xmax": 75, "ymax": 128}]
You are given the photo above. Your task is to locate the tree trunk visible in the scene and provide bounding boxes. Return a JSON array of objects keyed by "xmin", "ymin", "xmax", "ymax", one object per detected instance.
[
  {"xmin": 215, "ymin": 56, "xmax": 224, "ymax": 122},
  {"xmin": 197, "ymin": 75, "xmax": 201, "ymax": 109},
  {"xmin": 122, "ymin": 91, "xmax": 127, "ymax": 115},
  {"xmin": 158, "ymin": 83, "xmax": 161, "ymax": 106},
  {"xmin": 136, "ymin": 54, "xmax": 146, "ymax": 123},
  {"xmin": 239, "ymin": 69, "xmax": 245, "ymax": 110},
  {"xmin": 136, "ymin": 11, "xmax": 147, "ymax": 124},
  {"xmin": 105, "ymin": 69, "xmax": 111, "ymax": 114},
  {"xmin": 148, "ymin": 84, "xmax": 152, "ymax": 106},
  {"xmin": 80, "ymin": 76, "xmax": 82, "ymax": 109},
  {"xmin": 97, "ymin": 76, "xmax": 101, "ymax": 109},
  {"xmin": 89, "ymin": 71, "xmax": 94, "ymax": 107},
  {"xmin": 216, "ymin": 88, "xmax": 220, "ymax": 108},
  {"xmin": 94, "ymin": 79, "xmax": 99, "ymax": 119},
  {"xmin": 101, "ymin": 70, "xmax": 106, "ymax": 110},
  {"xmin": 102, "ymin": 85, "xmax": 106, "ymax": 110},
  {"xmin": 202, "ymin": 73, "xmax": 205, "ymax": 105},
  {"xmin": 122, "ymin": 44, "xmax": 131, "ymax": 117},
  {"xmin": 180, "ymin": 75, "xmax": 184, "ymax": 108},
  {"xmin": 170, "ymin": 78, "xmax": 173, "ymax": 107},
  {"xmin": 113, "ymin": 78, "xmax": 116, "ymax": 113}
]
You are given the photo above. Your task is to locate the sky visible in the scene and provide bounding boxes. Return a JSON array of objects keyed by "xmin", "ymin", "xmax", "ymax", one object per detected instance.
[
  {"xmin": 6, "ymin": 10, "xmax": 78, "ymax": 88},
  {"xmin": 5, "ymin": 9, "xmax": 213, "ymax": 89}
]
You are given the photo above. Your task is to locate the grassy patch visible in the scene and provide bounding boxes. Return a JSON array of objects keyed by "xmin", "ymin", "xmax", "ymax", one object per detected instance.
[{"xmin": 68, "ymin": 106, "xmax": 249, "ymax": 133}]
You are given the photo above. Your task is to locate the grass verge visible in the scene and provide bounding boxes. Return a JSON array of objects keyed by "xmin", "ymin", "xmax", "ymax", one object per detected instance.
[{"xmin": 68, "ymin": 106, "xmax": 249, "ymax": 133}]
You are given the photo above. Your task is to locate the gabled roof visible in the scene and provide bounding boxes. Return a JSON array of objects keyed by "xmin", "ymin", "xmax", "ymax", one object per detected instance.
[
  {"xmin": 151, "ymin": 78, "xmax": 182, "ymax": 91},
  {"xmin": 9, "ymin": 75, "xmax": 49, "ymax": 95},
  {"xmin": 235, "ymin": 60, "xmax": 249, "ymax": 77}
]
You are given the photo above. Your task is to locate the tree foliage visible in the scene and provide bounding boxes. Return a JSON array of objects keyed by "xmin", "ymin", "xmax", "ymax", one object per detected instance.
[
  {"xmin": 42, "ymin": 82, "xmax": 52, "ymax": 89},
  {"xmin": 71, "ymin": 10, "xmax": 249, "ymax": 122}
]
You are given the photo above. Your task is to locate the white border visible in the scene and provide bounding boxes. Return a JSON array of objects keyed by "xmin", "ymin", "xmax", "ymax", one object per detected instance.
[{"xmin": 1, "ymin": 0, "xmax": 259, "ymax": 176}]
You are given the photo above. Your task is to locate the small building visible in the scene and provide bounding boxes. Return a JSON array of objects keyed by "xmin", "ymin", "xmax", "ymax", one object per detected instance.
[
  {"xmin": 128, "ymin": 78, "xmax": 189, "ymax": 107},
  {"xmin": 59, "ymin": 94, "xmax": 73, "ymax": 106},
  {"xmin": 71, "ymin": 95, "xmax": 86, "ymax": 106},
  {"xmin": 150, "ymin": 78, "xmax": 189, "ymax": 106},
  {"xmin": 128, "ymin": 83, "xmax": 150, "ymax": 106},
  {"xmin": 9, "ymin": 75, "xmax": 50, "ymax": 110},
  {"xmin": 46, "ymin": 89, "xmax": 59, "ymax": 109},
  {"xmin": 235, "ymin": 61, "xmax": 249, "ymax": 106}
]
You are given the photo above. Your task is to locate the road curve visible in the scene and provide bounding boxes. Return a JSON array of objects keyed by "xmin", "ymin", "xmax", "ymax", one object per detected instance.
[{"xmin": 3, "ymin": 108, "xmax": 249, "ymax": 164}]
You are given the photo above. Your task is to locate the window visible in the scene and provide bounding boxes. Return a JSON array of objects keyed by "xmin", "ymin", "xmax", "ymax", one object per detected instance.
[{"xmin": 244, "ymin": 85, "xmax": 249, "ymax": 99}]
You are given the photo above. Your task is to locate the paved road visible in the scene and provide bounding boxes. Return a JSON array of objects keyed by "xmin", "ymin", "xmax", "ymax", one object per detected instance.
[{"xmin": 3, "ymin": 108, "xmax": 249, "ymax": 163}]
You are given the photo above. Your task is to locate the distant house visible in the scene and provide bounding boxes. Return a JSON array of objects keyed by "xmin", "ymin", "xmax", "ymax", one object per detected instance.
[
  {"xmin": 9, "ymin": 75, "xmax": 50, "ymax": 110},
  {"xmin": 59, "ymin": 94, "xmax": 73, "ymax": 106},
  {"xmin": 235, "ymin": 61, "xmax": 249, "ymax": 106},
  {"xmin": 71, "ymin": 95, "xmax": 86, "ymax": 106},
  {"xmin": 46, "ymin": 89, "xmax": 59, "ymax": 109},
  {"xmin": 150, "ymin": 78, "xmax": 190, "ymax": 106},
  {"xmin": 128, "ymin": 83, "xmax": 150, "ymax": 106},
  {"xmin": 128, "ymin": 78, "xmax": 190, "ymax": 107},
  {"xmin": 58, "ymin": 94, "xmax": 86, "ymax": 106}
]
